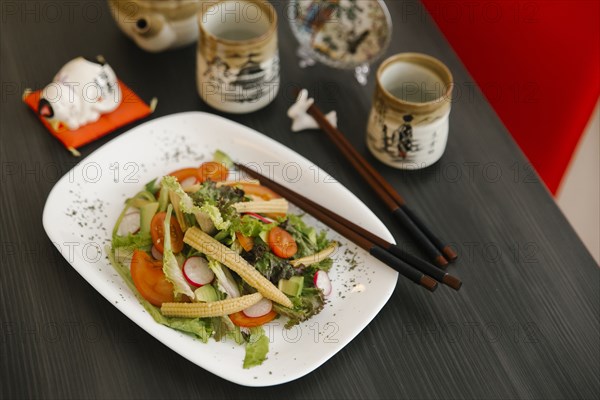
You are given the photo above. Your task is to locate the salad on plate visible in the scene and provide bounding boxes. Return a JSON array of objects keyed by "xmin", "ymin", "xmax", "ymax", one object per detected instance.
[{"xmin": 108, "ymin": 151, "xmax": 337, "ymax": 368}]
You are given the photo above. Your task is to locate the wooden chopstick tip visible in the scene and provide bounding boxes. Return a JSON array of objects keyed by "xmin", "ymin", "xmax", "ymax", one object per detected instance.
[
  {"xmin": 435, "ymin": 255, "xmax": 449, "ymax": 269},
  {"xmin": 442, "ymin": 246, "xmax": 458, "ymax": 262},
  {"xmin": 420, "ymin": 275, "xmax": 438, "ymax": 292},
  {"xmin": 442, "ymin": 274, "xmax": 462, "ymax": 291}
]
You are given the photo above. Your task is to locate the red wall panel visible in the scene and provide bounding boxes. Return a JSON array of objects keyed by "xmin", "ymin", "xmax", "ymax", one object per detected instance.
[{"xmin": 421, "ymin": 0, "xmax": 600, "ymax": 193}]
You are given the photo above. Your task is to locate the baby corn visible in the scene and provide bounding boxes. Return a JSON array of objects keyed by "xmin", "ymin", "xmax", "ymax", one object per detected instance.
[
  {"xmin": 232, "ymin": 198, "xmax": 288, "ymax": 214},
  {"xmin": 291, "ymin": 242, "xmax": 338, "ymax": 268},
  {"xmin": 161, "ymin": 293, "xmax": 262, "ymax": 318},
  {"xmin": 184, "ymin": 227, "xmax": 294, "ymax": 308},
  {"xmin": 216, "ymin": 179, "xmax": 260, "ymax": 187}
]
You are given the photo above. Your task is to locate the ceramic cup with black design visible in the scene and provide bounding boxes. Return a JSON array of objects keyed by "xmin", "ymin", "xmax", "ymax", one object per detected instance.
[
  {"xmin": 367, "ymin": 53, "xmax": 453, "ymax": 169},
  {"xmin": 197, "ymin": 0, "xmax": 279, "ymax": 114}
]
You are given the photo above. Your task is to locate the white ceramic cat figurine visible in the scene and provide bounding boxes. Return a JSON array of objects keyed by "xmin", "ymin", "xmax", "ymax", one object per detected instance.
[
  {"xmin": 107, "ymin": 0, "xmax": 202, "ymax": 53},
  {"xmin": 38, "ymin": 57, "xmax": 122, "ymax": 131}
]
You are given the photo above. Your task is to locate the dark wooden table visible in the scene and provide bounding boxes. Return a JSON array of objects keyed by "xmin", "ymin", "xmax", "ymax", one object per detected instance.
[{"xmin": 1, "ymin": 1, "xmax": 598, "ymax": 398}]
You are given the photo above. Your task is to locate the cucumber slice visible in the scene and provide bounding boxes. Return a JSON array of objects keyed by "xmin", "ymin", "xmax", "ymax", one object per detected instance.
[
  {"xmin": 139, "ymin": 202, "xmax": 159, "ymax": 235},
  {"xmin": 278, "ymin": 276, "xmax": 304, "ymax": 297},
  {"xmin": 194, "ymin": 284, "xmax": 219, "ymax": 302}
]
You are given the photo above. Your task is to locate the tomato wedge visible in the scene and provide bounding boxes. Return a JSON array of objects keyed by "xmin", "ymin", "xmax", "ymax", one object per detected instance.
[
  {"xmin": 236, "ymin": 231, "xmax": 255, "ymax": 252},
  {"xmin": 150, "ymin": 212, "xmax": 184, "ymax": 253},
  {"xmin": 168, "ymin": 162, "xmax": 228, "ymax": 186},
  {"xmin": 169, "ymin": 168, "xmax": 202, "ymax": 185},
  {"xmin": 267, "ymin": 226, "xmax": 298, "ymax": 259},
  {"xmin": 130, "ymin": 250, "xmax": 174, "ymax": 306},
  {"xmin": 229, "ymin": 310, "xmax": 277, "ymax": 327},
  {"xmin": 199, "ymin": 161, "xmax": 229, "ymax": 182}
]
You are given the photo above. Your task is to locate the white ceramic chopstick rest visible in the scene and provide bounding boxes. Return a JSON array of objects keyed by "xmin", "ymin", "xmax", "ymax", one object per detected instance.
[{"xmin": 288, "ymin": 89, "xmax": 337, "ymax": 132}]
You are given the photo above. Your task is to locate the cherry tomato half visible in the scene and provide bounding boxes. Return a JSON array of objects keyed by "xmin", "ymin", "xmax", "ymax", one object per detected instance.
[
  {"xmin": 267, "ymin": 226, "xmax": 298, "ymax": 259},
  {"xmin": 229, "ymin": 310, "xmax": 277, "ymax": 327},
  {"xmin": 130, "ymin": 250, "xmax": 175, "ymax": 307},
  {"xmin": 150, "ymin": 212, "xmax": 184, "ymax": 254}
]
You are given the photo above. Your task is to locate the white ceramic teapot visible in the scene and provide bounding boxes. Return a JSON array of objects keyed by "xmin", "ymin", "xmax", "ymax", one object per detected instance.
[{"xmin": 107, "ymin": 0, "xmax": 202, "ymax": 52}]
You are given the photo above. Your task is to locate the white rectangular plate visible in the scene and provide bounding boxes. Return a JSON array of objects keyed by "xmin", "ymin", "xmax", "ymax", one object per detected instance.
[{"xmin": 43, "ymin": 112, "xmax": 398, "ymax": 386}]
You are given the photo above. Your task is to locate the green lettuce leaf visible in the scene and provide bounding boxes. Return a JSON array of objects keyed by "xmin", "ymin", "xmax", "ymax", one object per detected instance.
[
  {"xmin": 212, "ymin": 316, "xmax": 244, "ymax": 344},
  {"xmin": 315, "ymin": 230, "xmax": 330, "ymax": 252},
  {"xmin": 161, "ymin": 176, "xmax": 197, "ymax": 212},
  {"xmin": 272, "ymin": 285, "xmax": 325, "ymax": 329},
  {"xmin": 310, "ymin": 257, "xmax": 334, "ymax": 273},
  {"xmin": 163, "ymin": 205, "xmax": 194, "ymax": 298},
  {"xmin": 212, "ymin": 316, "xmax": 229, "ymax": 342},
  {"xmin": 238, "ymin": 215, "xmax": 266, "ymax": 237},
  {"xmin": 111, "ymin": 232, "xmax": 152, "ymax": 250},
  {"xmin": 167, "ymin": 318, "xmax": 212, "ymax": 342},
  {"xmin": 214, "ymin": 214, "xmax": 271, "ymax": 246},
  {"xmin": 191, "ymin": 180, "xmax": 244, "ymax": 207},
  {"xmin": 200, "ymin": 203, "xmax": 230, "ymax": 231},
  {"xmin": 243, "ymin": 327, "xmax": 269, "ymax": 368}
]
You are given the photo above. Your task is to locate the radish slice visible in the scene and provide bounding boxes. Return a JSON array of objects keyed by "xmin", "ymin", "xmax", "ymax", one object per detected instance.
[
  {"xmin": 117, "ymin": 211, "xmax": 140, "ymax": 236},
  {"xmin": 242, "ymin": 298, "xmax": 273, "ymax": 318},
  {"xmin": 180, "ymin": 177, "xmax": 198, "ymax": 190},
  {"xmin": 151, "ymin": 245, "xmax": 163, "ymax": 260},
  {"xmin": 244, "ymin": 212, "xmax": 273, "ymax": 224},
  {"xmin": 314, "ymin": 271, "xmax": 332, "ymax": 296},
  {"xmin": 183, "ymin": 256, "xmax": 215, "ymax": 287}
]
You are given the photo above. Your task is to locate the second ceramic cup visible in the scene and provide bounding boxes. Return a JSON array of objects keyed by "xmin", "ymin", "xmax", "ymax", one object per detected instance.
[
  {"xmin": 367, "ymin": 53, "xmax": 454, "ymax": 169},
  {"xmin": 197, "ymin": 0, "xmax": 279, "ymax": 114}
]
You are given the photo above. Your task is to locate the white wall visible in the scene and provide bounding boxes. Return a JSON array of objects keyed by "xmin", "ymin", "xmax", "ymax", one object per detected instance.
[{"xmin": 556, "ymin": 99, "xmax": 600, "ymax": 264}]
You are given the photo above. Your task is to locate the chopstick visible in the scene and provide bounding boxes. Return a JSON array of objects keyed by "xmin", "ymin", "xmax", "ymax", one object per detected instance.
[
  {"xmin": 304, "ymin": 97, "xmax": 458, "ymax": 267},
  {"xmin": 236, "ymin": 163, "xmax": 462, "ymax": 292}
]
